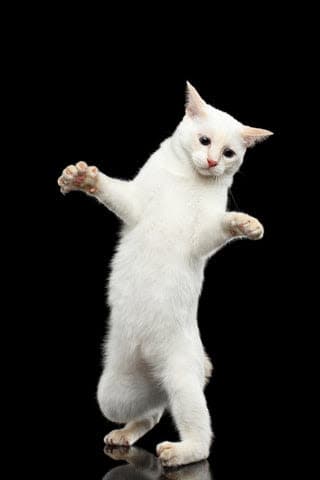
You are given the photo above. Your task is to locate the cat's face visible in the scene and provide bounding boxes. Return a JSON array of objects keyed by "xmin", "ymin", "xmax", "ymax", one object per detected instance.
[{"xmin": 176, "ymin": 83, "xmax": 273, "ymax": 178}]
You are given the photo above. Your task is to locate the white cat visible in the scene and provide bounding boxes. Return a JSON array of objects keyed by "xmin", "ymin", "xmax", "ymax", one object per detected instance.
[{"xmin": 58, "ymin": 83, "xmax": 272, "ymax": 467}]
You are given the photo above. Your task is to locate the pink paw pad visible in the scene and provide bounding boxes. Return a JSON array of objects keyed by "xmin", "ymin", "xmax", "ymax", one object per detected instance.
[{"xmin": 57, "ymin": 162, "xmax": 99, "ymax": 194}]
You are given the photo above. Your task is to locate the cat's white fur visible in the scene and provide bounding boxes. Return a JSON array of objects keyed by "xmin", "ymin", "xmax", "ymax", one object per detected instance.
[{"xmin": 58, "ymin": 83, "xmax": 272, "ymax": 467}]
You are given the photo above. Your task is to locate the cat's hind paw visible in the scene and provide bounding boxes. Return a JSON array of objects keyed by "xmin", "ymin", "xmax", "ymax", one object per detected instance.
[
  {"xmin": 104, "ymin": 428, "xmax": 133, "ymax": 447},
  {"xmin": 156, "ymin": 441, "xmax": 209, "ymax": 467},
  {"xmin": 227, "ymin": 212, "xmax": 264, "ymax": 240},
  {"xmin": 156, "ymin": 441, "xmax": 180, "ymax": 467},
  {"xmin": 57, "ymin": 161, "xmax": 99, "ymax": 195}
]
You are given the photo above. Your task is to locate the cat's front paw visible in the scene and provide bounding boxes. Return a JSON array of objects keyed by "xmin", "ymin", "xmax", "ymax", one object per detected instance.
[
  {"xmin": 57, "ymin": 161, "xmax": 99, "ymax": 194},
  {"xmin": 227, "ymin": 212, "xmax": 264, "ymax": 240}
]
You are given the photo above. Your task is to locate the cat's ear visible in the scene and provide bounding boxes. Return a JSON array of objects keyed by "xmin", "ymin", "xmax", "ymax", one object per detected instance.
[
  {"xmin": 242, "ymin": 126, "xmax": 274, "ymax": 147},
  {"xmin": 185, "ymin": 82, "xmax": 207, "ymax": 118}
]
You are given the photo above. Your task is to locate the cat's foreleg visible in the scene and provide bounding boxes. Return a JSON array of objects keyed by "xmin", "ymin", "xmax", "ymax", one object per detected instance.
[
  {"xmin": 194, "ymin": 211, "xmax": 264, "ymax": 257},
  {"xmin": 58, "ymin": 161, "xmax": 141, "ymax": 225}
]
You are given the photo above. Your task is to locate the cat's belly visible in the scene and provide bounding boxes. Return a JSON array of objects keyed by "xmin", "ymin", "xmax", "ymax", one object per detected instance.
[{"xmin": 107, "ymin": 226, "xmax": 205, "ymax": 333}]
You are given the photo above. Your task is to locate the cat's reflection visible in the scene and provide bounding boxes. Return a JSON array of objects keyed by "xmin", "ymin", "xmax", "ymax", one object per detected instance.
[{"xmin": 103, "ymin": 445, "xmax": 213, "ymax": 480}]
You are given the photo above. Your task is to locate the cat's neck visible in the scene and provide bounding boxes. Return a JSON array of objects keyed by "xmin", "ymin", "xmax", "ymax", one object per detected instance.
[{"xmin": 160, "ymin": 134, "xmax": 233, "ymax": 190}]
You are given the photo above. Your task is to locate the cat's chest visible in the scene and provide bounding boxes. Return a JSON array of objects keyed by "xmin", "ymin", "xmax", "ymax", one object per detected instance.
[{"xmin": 144, "ymin": 176, "xmax": 226, "ymax": 233}]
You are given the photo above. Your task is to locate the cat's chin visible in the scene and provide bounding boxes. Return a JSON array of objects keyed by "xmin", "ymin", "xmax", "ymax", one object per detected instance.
[{"xmin": 197, "ymin": 167, "xmax": 223, "ymax": 178}]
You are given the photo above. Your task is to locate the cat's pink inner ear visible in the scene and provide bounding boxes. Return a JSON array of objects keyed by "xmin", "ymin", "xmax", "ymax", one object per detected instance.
[
  {"xmin": 185, "ymin": 81, "xmax": 207, "ymax": 118},
  {"xmin": 241, "ymin": 126, "xmax": 274, "ymax": 147}
]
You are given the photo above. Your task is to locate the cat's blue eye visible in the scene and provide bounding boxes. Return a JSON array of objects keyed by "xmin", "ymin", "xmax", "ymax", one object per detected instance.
[
  {"xmin": 199, "ymin": 136, "xmax": 211, "ymax": 146},
  {"xmin": 223, "ymin": 148, "xmax": 235, "ymax": 158}
]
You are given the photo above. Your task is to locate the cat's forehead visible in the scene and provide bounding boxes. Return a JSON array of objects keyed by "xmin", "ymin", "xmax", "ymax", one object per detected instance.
[
  {"xmin": 205, "ymin": 105, "xmax": 241, "ymax": 130},
  {"xmin": 195, "ymin": 106, "xmax": 242, "ymax": 142}
]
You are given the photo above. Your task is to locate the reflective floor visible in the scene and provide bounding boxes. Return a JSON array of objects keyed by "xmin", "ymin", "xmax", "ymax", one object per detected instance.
[
  {"xmin": 103, "ymin": 446, "xmax": 212, "ymax": 479},
  {"xmin": 33, "ymin": 402, "xmax": 277, "ymax": 479}
]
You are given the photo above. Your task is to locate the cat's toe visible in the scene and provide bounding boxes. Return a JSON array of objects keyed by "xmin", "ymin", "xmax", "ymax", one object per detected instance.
[
  {"xmin": 156, "ymin": 441, "xmax": 171, "ymax": 457},
  {"xmin": 76, "ymin": 161, "xmax": 88, "ymax": 173},
  {"xmin": 58, "ymin": 164, "xmax": 78, "ymax": 193},
  {"xmin": 57, "ymin": 176, "xmax": 64, "ymax": 186},
  {"xmin": 156, "ymin": 441, "xmax": 209, "ymax": 467},
  {"xmin": 250, "ymin": 227, "xmax": 264, "ymax": 239},
  {"xmin": 157, "ymin": 442, "xmax": 179, "ymax": 467},
  {"xmin": 86, "ymin": 166, "xmax": 99, "ymax": 193},
  {"xmin": 57, "ymin": 175, "xmax": 72, "ymax": 193},
  {"xmin": 104, "ymin": 429, "xmax": 132, "ymax": 446},
  {"xmin": 230, "ymin": 214, "xmax": 264, "ymax": 240},
  {"xmin": 244, "ymin": 219, "xmax": 264, "ymax": 239},
  {"xmin": 60, "ymin": 172, "xmax": 73, "ymax": 185},
  {"xmin": 87, "ymin": 166, "xmax": 98, "ymax": 177},
  {"xmin": 63, "ymin": 165, "xmax": 77, "ymax": 178}
]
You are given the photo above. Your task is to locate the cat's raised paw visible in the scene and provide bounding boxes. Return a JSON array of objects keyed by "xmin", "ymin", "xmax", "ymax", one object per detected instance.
[
  {"xmin": 57, "ymin": 162, "xmax": 99, "ymax": 194},
  {"xmin": 228, "ymin": 212, "xmax": 264, "ymax": 240}
]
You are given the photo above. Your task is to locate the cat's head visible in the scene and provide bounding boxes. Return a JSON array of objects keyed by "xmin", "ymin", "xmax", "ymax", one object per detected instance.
[{"xmin": 175, "ymin": 82, "xmax": 273, "ymax": 178}]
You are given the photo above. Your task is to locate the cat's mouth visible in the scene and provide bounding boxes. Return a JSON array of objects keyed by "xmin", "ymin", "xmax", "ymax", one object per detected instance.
[
  {"xmin": 191, "ymin": 154, "xmax": 224, "ymax": 177},
  {"xmin": 198, "ymin": 165, "xmax": 224, "ymax": 177}
]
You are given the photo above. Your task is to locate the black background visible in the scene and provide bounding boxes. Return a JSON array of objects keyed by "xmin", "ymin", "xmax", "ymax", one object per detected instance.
[{"xmin": 22, "ymin": 14, "xmax": 306, "ymax": 479}]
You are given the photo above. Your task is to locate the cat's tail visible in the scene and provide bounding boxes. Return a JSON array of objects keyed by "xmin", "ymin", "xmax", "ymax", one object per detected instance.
[{"xmin": 204, "ymin": 352, "xmax": 214, "ymax": 386}]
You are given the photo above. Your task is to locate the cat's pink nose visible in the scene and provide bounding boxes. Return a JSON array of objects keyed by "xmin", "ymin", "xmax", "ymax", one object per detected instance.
[{"xmin": 207, "ymin": 159, "xmax": 218, "ymax": 168}]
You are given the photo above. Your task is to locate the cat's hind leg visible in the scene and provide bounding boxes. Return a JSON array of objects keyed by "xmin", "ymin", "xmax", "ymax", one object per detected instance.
[
  {"xmin": 97, "ymin": 368, "xmax": 166, "ymax": 446},
  {"xmin": 104, "ymin": 410, "xmax": 163, "ymax": 446},
  {"xmin": 155, "ymin": 350, "xmax": 213, "ymax": 467}
]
